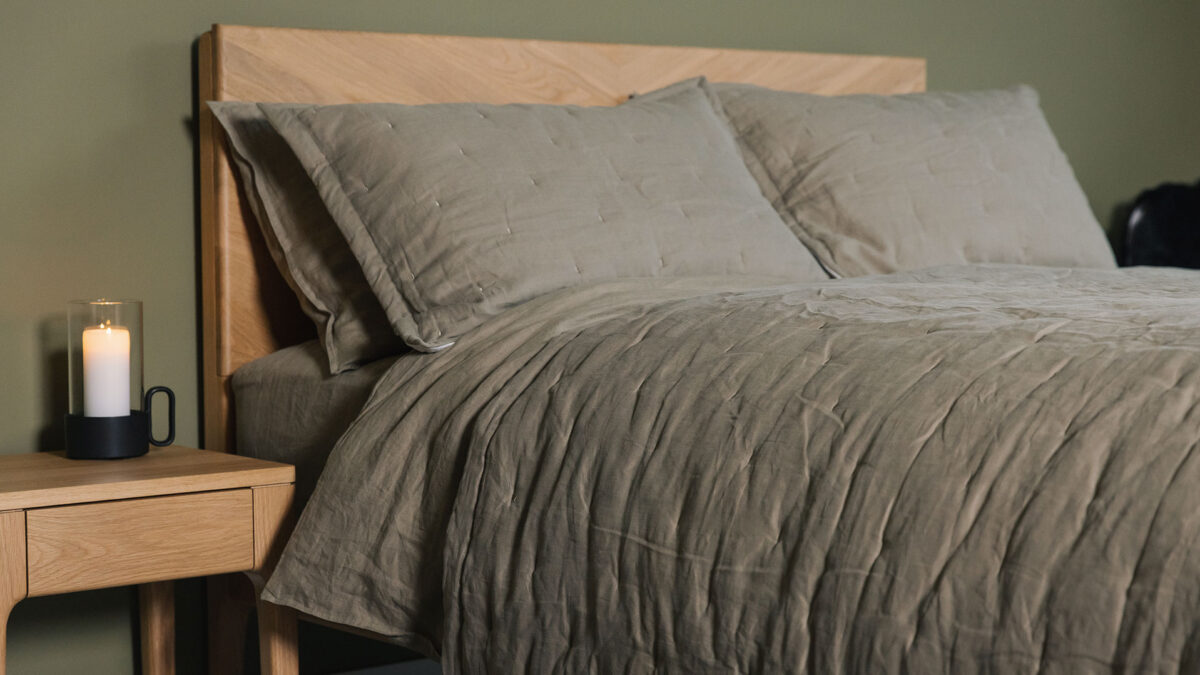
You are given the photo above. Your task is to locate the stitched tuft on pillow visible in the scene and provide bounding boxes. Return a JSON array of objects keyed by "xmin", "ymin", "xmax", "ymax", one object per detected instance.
[
  {"xmin": 260, "ymin": 78, "xmax": 828, "ymax": 351},
  {"xmin": 714, "ymin": 84, "xmax": 1116, "ymax": 277}
]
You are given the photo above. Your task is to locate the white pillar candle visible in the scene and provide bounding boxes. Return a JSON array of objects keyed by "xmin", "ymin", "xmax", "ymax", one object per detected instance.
[{"xmin": 82, "ymin": 323, "xmax": 131, "ymax": 417}]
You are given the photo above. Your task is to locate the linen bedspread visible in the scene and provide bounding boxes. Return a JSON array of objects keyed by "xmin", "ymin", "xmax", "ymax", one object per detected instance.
[{"xmin": 263, "ymin": 264, "xmax": 1200, "ymax": 673}]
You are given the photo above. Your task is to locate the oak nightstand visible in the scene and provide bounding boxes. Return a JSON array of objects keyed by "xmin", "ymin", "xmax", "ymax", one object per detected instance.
[{"xmin": 0, "ymin": 446, "xmax": 297, "ymax": 675}]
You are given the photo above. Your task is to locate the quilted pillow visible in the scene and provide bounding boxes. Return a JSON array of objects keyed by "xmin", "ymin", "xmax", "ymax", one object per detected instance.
[
  {"xmin": 208, "ymin": 102, "xmax": 404, "ymax": 373},
  {"xmin": 260, "ymin": 78, "xmax": 827, "ymax": 351},
  {"xmin": 714, "ymin": 84, "xmax": 1116, "ymax": 277}
]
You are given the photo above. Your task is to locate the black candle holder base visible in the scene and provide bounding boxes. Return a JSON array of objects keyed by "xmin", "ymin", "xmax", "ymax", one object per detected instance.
[{"xmin": 64, "ymin": 412, "xmax": 149, "ymax": 459}]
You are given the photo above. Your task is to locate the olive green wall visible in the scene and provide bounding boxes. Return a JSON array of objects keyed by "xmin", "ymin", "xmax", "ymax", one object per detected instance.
[{"xmin": 1, "ymin": 1, "xmax": 1197, "ymax": 672}]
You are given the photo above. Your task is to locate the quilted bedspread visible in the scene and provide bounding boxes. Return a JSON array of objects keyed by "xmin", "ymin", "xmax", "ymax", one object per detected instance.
[{"xmin": 263, "ymin": 264, "xmax": 1200, "ymax": 673}]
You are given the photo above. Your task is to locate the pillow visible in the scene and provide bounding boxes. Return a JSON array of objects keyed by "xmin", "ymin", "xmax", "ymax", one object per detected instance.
[
  {"xmin": 260, "ymin": 78, "xmax": 828, "ymax": 351},
  {"xmin": 208, "ymin": 102, "xmax": 404, "ymax": 374},
  {"xmin": 714, "ymin": 84, "xmax": 1117, "ymax": 277}
]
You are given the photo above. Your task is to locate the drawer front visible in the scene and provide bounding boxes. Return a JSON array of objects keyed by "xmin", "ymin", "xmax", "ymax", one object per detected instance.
[{"xmin": 26, "ymin": 489, "xmax": 254, "ymax": 596}]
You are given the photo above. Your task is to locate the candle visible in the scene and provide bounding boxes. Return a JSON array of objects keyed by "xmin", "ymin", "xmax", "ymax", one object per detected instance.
[{"xmin": 82, "ymin": 322, "xmax": 131, "ymax": 417}]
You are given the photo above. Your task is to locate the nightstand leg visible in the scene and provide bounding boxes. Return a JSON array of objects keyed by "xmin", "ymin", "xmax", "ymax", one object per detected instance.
[
  {"xmin": 257, "ymin": 601, "xmax": 298, "ymax": 674},
  {"xmin": 139, "ymin": 581, "xmax": 175, "ymax": 675},
  {"xmin": 0, "ymin": 511, "xmax": 28, "ymax": 675},
  {"xmin": 246, "ymin": 484, "xmax": 298, "ymax": 675}
]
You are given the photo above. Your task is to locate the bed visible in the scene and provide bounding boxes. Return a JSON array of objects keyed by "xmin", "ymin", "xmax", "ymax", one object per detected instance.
[
  {"xmin": 198, "ymin": 25, "xmax": 1200, "ymax": 674},
  {"xmin": 198, "ymin": 27, "xmax": 925, "ymax": 670}
]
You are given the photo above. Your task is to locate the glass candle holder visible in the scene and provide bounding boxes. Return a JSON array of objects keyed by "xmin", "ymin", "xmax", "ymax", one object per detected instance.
[
  {"xmin": 68, "ymin": 300, "xmax": 142, "ymax": 417},
  {"xmin": 65, "ymin": 299, "xmax": 174, "ymax": 459}
]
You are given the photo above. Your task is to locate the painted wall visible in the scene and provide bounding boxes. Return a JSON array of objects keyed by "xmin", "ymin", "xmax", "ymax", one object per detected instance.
[{"xmin": 2, "ymin": 0, "xmax": 1197, "ymax": 672}]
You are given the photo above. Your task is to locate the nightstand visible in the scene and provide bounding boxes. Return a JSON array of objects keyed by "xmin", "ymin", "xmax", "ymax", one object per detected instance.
[{"xmin": 0, "ymin": 446, "xmax": 297, "ymax": 675}]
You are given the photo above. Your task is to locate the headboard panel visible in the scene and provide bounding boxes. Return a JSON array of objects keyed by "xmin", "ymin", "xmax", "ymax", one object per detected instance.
[{"xmin": 198, "ymin": 24, "xmax": 925, "ymax": 451}]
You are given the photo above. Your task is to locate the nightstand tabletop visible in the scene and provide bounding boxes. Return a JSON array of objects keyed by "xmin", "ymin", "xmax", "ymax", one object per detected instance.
[{"xmin": 0, "ymin": 446, "xmax": 294, "ymax": 511}]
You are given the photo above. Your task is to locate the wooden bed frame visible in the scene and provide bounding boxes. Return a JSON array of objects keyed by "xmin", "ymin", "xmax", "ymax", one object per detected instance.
[{"xmin": 197, "ymin": 23, "xmax": 925, "ymax": 672}]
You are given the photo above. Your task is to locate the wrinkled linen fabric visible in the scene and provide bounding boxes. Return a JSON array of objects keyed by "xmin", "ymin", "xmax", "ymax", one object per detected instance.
[
  {"xmin": 263, "ymin": 265, "xmax": 1200, "ymax": 673},
  {"xmin": 260, "ymin": 80, "xmax": 827, "ymax": 353},
  {"xmin": 208, "ymin": 102, "xmax": 405, "ymax": 373},
  {"xmin": 231, "ymin": 340, "xmax": 402, "ymax": 504},
  {"xmin": 713, "ymin": 85, "xmax": 1117, "ymax": 278}
]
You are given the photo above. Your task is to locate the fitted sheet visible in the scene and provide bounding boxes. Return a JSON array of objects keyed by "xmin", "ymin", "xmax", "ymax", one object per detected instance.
[
  {"xmin": 232, "ymin": 340, "xmax": 399, "ymax": 503},
  {"xmin": 264, "ymin": 265, "xmax": 1200, "ymax": 672}
]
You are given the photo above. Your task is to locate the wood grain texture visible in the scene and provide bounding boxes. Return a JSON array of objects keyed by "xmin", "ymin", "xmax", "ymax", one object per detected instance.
[
  {"xmin": 198, "ymin": 30, "xmax": 227, "ymax": 455},
  {"xmin": 198, "ymin": 23, "xmax": 926, "ymax": 453},
  {"xmin": 249, "ymin": 484, "xmax": 298, "ymax": 674},
  {"xmin": 214, "ymin": 25, "xmax": 925, "ymax": 105},
  {"xmin": 0, "ymin": 511, "xmax": 27, "ymax": 675},
  {"xmin": 204, "ymin": 485, "xmax": 298, "ymax": 674},
  {"xmin": 0, "ymin": 446, "xmax": 293, "ymax": 511},
  {"xmin": 139, "ymin": 581, "xmax": 175, "ymax": 675},
  {"xmin": 249, "ymin": 484, "xmax": 296, "ymax": 587},
  {"xmin": 257, "ymin": 601, "xmax": 298, "ymax": 675},
  {"xmin": 26, "ymin": 490, "xmax": 254, "ymax": 596}
]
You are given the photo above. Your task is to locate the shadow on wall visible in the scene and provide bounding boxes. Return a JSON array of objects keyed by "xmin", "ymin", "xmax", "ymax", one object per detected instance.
[
  {"xmin": 190, "ymin": 38, "xmax": 204, "ymax": 452},
  {"xmin": 24, "ymin": 39, "xmax": 201, "ymax": 449},
  {"xmin": 7, "ymin": 588, "xmax": 139, "ymax": 673},
  {"xmin": 1107, "ymin": 202, "xmax": 1132, "ymax": 266},
  {"xmin": 38, "ymin": 314, "xmax": 68, "ymax": 451}
]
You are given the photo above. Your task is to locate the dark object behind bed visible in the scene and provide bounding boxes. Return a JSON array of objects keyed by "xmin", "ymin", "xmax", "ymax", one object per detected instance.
[{"xmin": 1123, "ymin": 179, "xmax": 1200, "ymax": 267}]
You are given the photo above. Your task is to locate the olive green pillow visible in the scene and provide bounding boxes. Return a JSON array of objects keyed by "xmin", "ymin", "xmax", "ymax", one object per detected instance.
[
  {"xmin": 260, "ymin": 78, "xmax": 827, "ymax": 351},
  {"xmin": 208, "ymin": 101, "xmax": 404, "ymax": 373},
  {"xmin": 714, "ymin": 84, "xmax": 1116, "ymax": 277}
]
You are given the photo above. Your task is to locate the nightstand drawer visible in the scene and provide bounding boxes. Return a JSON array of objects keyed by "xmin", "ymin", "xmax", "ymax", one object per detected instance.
[{"xmin": 25, "ymin": 489, "xmax": 254, "ymax": 596}]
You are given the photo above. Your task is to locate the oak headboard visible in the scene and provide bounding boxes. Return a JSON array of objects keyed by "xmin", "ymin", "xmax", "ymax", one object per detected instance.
[{"xmin": 197, "ymin": 23, "xmax": 926, "ymax": 452}]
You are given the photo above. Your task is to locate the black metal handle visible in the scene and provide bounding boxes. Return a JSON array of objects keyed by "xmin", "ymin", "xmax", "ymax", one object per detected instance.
[{"xmin": 145, "ymin": 386, "xmax": 175, "ymax": 447}]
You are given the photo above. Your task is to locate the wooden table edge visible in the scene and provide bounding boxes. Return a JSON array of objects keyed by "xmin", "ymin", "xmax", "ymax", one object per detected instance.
[{"xmin": 0, "ymin": 450, "xmax": 295, "ymax": 511}]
